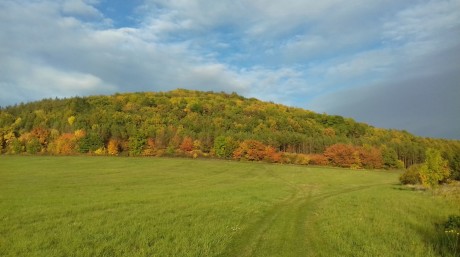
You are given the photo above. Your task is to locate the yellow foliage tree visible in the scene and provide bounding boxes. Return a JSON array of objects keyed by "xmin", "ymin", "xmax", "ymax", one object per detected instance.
[{"xmin": 107, "ymin": 139, "xmax": 119, "ymax": 155}]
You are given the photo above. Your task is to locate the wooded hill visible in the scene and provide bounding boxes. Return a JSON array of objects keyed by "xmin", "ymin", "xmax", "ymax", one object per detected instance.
[{"xmin": 1, "ymin": 89, "xmax": 459, "ymax": 178}]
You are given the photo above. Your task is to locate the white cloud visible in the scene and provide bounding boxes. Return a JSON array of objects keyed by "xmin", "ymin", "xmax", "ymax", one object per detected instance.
[{"xmin": 61, "ymin": 0, "xmax": 103, "ymax": 19}]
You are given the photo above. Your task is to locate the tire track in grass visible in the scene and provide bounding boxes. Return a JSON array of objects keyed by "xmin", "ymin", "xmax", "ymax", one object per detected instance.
[{"xmin": 217, "ymin": 178, "xmax": 391, "ymax": 257}]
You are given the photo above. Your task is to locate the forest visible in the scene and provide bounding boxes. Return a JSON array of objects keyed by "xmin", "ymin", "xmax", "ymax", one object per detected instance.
[{"xmin": 0, "ymin": 89, "xmax": 459, "ymax": 180}]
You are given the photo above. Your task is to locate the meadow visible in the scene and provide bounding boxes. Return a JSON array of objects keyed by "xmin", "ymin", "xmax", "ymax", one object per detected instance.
[{"xmin": 0, "ymin": 156, "xmax": 458, "ymax": 257}]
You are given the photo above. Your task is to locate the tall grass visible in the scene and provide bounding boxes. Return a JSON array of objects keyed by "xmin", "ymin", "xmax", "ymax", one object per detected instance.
[{"xmin": 0, "ymin": 156, "xmax": 458, "ymax": 256}]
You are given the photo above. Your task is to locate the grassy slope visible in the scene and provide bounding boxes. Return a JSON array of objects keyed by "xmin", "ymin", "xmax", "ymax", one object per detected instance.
[{"xmin": 0, "ymin": 156, "xmax": 458, "ymax": 257}]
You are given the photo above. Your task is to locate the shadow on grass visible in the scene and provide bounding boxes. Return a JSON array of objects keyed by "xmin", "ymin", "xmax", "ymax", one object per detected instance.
[
  {"xmin": 392, "ymin": 184, "xmax": 427, "ymax": 192},
  {"xmin": 409, "ymin": 217, "xmax": 460, "ymax": 257}
]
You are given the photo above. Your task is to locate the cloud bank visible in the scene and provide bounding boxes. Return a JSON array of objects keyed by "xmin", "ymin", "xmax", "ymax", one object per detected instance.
[{"xmin": 0, "ymin": 0, "xmax": 459, "ymax": 139}]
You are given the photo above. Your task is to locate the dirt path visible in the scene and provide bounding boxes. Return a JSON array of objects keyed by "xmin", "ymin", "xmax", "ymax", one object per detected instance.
[{"xmin": 217, "ymin": 178, "xmax": 389, "ymax": 257}]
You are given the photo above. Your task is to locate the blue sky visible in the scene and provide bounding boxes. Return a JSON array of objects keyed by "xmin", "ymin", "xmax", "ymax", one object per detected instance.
[{"xmin": 1, "ymin": 0, "xmax": 459, "ymax": 139}]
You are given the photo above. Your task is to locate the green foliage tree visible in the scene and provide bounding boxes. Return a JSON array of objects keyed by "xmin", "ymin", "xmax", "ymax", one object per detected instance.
[
  {"xmin": 26, "ymin": 138, "xmax": 41, "ymax": 154},
  {"xmin": 8, "ymin": 138, "xmax": 23, "ymax": 154},
  {"xmin": 381, "ymin": 146, "xmax": 400, "ymax": 169},
  {"xmin": 129, "ymin": 134, "xmax": 146, "ymax": 156},
  {"xmin": 214, "ymin": 136, "xmax": 237, "ymax": 158},
  {"xmin": 419, "ymin": 148, "xmax": 451, "ymax": 188},
  {"xmin": 77, "ymin": 133, "xmax": 104, "ymax": 153}
]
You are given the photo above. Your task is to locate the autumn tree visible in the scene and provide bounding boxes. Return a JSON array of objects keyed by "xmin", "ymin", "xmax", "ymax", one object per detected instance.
[
  {"xmin": 180, "ymin": 137, "xmax": 194, "ymax": 152},
  {"xmin": 233, "ymin": 140, "xmax": 267, "ymax": 161},
  {"xmin": 107, "ymin": 138, "xmax": 120, "ymax": 155},
  {"xmin": 324, "ymin": 144, "xmax": 358, "ymax": 168},
  {"xmin": 264, "ymin": 146, "xmax": 281, "ymax": 163},
  {"xmin": 142, "ymin": 138, "xmax": 156, "ymax": 156},
  {"xmin": 30, "ymin": 127, "xmax": 50, "ymax": 148},
  {"xmin": 308, "ymin": 154, "xmax": 329, "ymax": 166},
  {"xmin": 358, "ymin": 146, "xmax": 383, "ymax": 169},
  {"xmin": 51, "ymin": 133, "xmax": 76, "ymax": 155}
]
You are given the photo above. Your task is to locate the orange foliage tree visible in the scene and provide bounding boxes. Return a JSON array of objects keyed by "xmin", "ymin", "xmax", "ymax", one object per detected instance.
[
  {"xmin": 307, "ymin": 154, "xmax": 329, "ymax": 166},
  {"xmin": 264, "ymin": 146, "xmax": 281, "ymax": 163},
  {"xmin": 180, "ymin": 137, "xmax": 194, "ymax": 152},
  {"xmin": 324, "ymin": 144, "xmax": 358, "ymax": 168},
  {"xmin": 233, "ymin": 140, "xmax": 267, "ymax": 161},
  {"xmin": 358, "ymin": 146, "xmax": 383, "ymax": 169},
  {"xmin": 31, "ymin": 127, "xmax": 50, "ymax": 147},
  {"xmin": 142, "ymin": 138, "xmax": 156, "ymax": 156},
  {"xmin": 52, "ymin": 133, "xmax": 76, "ymax": 155},
  {"xmin": 324, "ymin": 143, "xmax": 383, "ymax": 169}
]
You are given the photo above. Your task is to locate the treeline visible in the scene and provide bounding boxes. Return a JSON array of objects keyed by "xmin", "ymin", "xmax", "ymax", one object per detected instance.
[{"xmin": 0, "ymin": 89, "xmax": 459, "ymax": 178}]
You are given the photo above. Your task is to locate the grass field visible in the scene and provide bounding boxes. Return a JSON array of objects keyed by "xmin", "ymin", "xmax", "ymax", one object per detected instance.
[{"xmin": 1, "ymin": 156, "xmax": 459, "ymax": 257}]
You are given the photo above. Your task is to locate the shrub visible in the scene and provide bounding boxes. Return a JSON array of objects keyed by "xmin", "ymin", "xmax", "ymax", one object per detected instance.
[
  {"xmin": 442, "ymin": 215, "xmax": 460, "ymax": 253},
  {"xmin": 26, "ymin": 138, "xmax": 41, "ymax": 154},
  {"xmin": 308, "ymin": 154, "xmax": 329, "ymax": 166},
  {"xmin": 400, "ymin": 164, "xmax": 422, "ymax": 185}
]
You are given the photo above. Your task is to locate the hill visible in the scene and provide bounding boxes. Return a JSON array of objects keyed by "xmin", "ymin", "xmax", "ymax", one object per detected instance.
[{"xmin": 0, "ymin": 89, "xmax": 459, "ymax": 177}]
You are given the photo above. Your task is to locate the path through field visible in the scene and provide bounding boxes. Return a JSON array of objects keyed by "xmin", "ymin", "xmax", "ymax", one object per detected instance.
[{"xmin": 219, "ymin": 166, "xmax": 392, "ymax": 257}]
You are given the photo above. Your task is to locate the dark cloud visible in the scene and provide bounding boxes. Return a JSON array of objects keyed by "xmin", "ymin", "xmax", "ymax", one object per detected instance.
[{"xmin": 308, "ymin": 45, "xmax": 460, "ymax": 139}]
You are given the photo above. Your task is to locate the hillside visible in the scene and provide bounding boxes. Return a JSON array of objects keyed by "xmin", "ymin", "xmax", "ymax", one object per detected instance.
[{"xmin": 0, "ymin": 89, "xmax": 459, "ymax": 177}]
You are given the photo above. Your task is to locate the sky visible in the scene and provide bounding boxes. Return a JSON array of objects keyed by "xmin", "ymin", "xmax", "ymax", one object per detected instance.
[{"xmin": 0, "ymin": 0, "xmax": 459, "ymax": 139}]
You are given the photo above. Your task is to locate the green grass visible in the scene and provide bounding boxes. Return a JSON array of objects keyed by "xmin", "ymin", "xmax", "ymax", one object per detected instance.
[{"xmin": 0, "ymin": 156, "xmax": 459, "ymax": 257}]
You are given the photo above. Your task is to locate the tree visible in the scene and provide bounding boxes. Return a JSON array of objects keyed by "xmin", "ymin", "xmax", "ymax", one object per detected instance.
[
  {"xmin": 52, "ymin": 133, "xmax": 76, "ymax": 155},
  {"xmin": 30, "ymin": 127, "xmax": 50, "ymax": 147},
  {"xmin": 358, "ymin": 146, "xmax": 383, "ymax": 169},
  {"xmin": 8, "ymin": 137, "xmax": 23, "ymax": 154},
  {"xmin": 419, "ymin": 148, "xmax": 450, "ymax": 188},
  {"xmin": 381, "ymin": 146, "xmax": 403, "ymax": 169},
  {"xmin": 233, "ymin": 140, "xmax": 267, "ymax": 161},
  {"xmin": 214, "ymin": 136, "xmax": 237, "ymax": 158},
  {"xmin": 180, "ymin": 137, "xmax": 194, "ymax": 152},
  {"xmin": 324, "ymin": 144, "xmax": 357, "ymax": 168},
  {"xmin": 129, "ymin": 134, "xmax": 146, "ymax": 156},
  {"xmin": 264, "ymin": 146, "xmax": 281, "ymax": 163},
  {"xmin": 77, "ymin": 132, "xmax": 103, "ymax": 153},
  {"xmin": 142, "ymin": 138, "xmax": 156, "ymax": 156},
  {"xmin": 26, "ymin": 138, "xmax": 41, "ymax": 154},
  {"xmin": 107, "ymin": 138, "xmax": 120, "ymax": 155}
]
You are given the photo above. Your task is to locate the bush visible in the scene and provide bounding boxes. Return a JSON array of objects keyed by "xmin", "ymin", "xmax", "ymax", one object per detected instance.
[
  {"xmin": 442, "ymin": 215, "xmax": 460, "ymax": 253},
  {"xmin": 26, "ymin": 138, "xmax": 41, "ymax": 154},
  {"xmin": 308, "ymin": 154, "xmax": 329, "ymax": 166},
  {"xmin": 400, "ymin": 164, "xmax": 422, "ymax": 185},
  {"xmin": 444, "ymin": 215, "xmax": 460, "ymax": 231}
]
